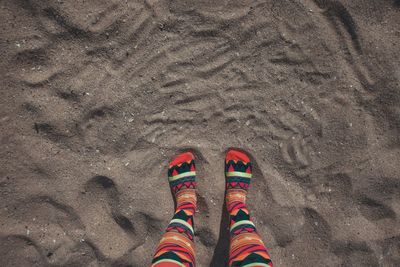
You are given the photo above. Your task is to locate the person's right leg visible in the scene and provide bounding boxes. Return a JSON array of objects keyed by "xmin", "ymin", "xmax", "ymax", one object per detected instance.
[{"xmin": 225, "ymin": 149, "xmax": 273, "ymax": 267}]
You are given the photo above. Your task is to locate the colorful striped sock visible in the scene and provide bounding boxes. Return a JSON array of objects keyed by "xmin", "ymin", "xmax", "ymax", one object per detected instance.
[
  {"xmin": 151, "ymin": 152, "xmax": 197, "ymax": 267},
  {"xmin": 225, "ymin": 149, "xmax": 273, "ymax": 267}
]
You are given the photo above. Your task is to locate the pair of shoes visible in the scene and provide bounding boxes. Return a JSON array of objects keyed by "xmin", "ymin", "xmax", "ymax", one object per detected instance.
[
  {"xmin": 167, "ymin": 149, "xmax": 252, "ymax": 212},
  {"xmin": 153, "ymin": 149, "xmax": 273, "ymax": 267}
]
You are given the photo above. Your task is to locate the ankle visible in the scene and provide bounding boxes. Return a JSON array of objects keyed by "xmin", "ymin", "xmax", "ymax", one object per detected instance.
[
  {"xmin": 175, "ymin": 189, "xmax": 197, "ymax": 214},
  {"xmin": 226, "ymin": 189, "xmax": 247, "ymax": 214}
]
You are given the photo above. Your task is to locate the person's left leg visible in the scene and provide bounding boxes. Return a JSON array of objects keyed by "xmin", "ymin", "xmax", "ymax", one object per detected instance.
[{"xmin": 151, "ymin": 152, "xmax": 197, "ymax": 267}]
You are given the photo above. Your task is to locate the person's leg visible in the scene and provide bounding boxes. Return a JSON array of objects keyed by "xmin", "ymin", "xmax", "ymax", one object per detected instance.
[
  {"xmin": 225, "ymin": 149, "xmax": 273, "ymax": 267},
  {"xmin": 151, "ymin": 152, "xmax": 197, "ymax": 267}
]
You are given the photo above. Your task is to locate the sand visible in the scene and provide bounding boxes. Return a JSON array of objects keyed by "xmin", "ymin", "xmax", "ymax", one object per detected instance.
[{"xmin": 1, "ymin": 0, "xmax": 400, "ymax": 266}]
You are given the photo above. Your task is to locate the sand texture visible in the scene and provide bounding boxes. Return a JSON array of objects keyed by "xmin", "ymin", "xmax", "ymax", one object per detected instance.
[{"xmin": 1, "ymin": 0, "xmax": 400, "ymax": 266}]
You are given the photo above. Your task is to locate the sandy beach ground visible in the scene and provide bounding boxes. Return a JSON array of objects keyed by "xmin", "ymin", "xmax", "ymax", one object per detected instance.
[{"xmin": 1, "ymin": 0, "xmax": 399, "ymax": 266}]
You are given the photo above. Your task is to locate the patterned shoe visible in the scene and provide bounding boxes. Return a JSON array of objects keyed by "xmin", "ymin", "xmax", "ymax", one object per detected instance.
[
  {"xmin": 225, "ymin": 149, "xmax": 252, "ymax": 213},
  {"xmin": 167, "ymin": 152, "xmax": 197, "ymax": 237}
]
